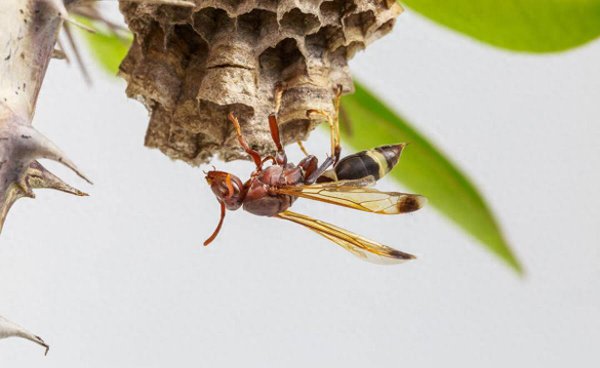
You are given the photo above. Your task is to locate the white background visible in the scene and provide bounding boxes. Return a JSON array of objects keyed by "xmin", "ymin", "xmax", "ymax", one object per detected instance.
[{"xmin": 1, "ymin": 5, "xmax": 600, "ymax": 368}]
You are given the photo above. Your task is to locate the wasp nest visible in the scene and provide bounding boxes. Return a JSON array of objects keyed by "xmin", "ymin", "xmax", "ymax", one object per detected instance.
[{"xmin": 119, "ymin": 0, "xmax": 402, "ymax": 164}]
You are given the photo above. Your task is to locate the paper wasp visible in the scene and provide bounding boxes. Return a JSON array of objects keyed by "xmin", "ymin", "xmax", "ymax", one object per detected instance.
[{"xmin": 204, "ymin": 86, "xmax": 425, "ymax": 264}]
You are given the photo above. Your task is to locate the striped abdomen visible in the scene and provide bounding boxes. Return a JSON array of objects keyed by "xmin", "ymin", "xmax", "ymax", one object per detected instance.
[{"xmin": 318, "ymin": 144, "xmax": 406, "ymax": 182}]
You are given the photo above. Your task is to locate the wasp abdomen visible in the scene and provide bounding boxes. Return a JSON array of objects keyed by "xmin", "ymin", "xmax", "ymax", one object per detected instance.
[{"xmin": 329, "ymin": 144, "xmax": 405, "ymax": 181}]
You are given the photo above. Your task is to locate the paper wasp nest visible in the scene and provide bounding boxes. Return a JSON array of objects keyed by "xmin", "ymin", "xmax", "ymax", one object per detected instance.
[{"xmin": 119, "ymin": 0, "xmax": 402, "ymax": 164}]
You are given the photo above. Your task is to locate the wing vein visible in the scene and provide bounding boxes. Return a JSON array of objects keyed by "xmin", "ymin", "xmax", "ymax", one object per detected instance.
[{"xmin": 276, "ymin": 210, "xmax": 416, "ymax": 265}]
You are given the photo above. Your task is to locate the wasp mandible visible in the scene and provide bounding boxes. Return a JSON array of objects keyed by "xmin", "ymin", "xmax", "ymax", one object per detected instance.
[{"xmin": 204, "ymin": 85, "xmax": 425, "ymax": 264}]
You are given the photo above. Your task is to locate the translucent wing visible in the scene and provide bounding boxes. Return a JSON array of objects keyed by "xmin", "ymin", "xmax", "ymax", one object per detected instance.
[
  {"xmin": 276, "ymin": 210, "xmax": 415, "ymax": 265},
  {"xmin": 273, "ymin": 178, "xmax": 426, "ymax": 215}
]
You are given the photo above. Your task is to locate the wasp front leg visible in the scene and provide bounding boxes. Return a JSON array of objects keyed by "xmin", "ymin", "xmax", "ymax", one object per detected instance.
[
  {"xmin": 228, "ymin": 112, "xmax": 264, "ymax": 170},
  {"xmin": 268, "ymin": 83, "xmax": 288, "ymax": 166},
  {"xmin": 268, "ymin": 113, "xmax": 287, "ymax": 166}
]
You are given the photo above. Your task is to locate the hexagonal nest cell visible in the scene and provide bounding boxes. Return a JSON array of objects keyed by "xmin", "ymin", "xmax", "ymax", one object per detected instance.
[{"xmin": 118, "ymin": 0, "xmax": 403, "ymax": 165}]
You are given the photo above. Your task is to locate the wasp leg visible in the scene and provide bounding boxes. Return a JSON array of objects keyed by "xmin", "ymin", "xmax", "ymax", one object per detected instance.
[
  {"xmin": 268, "ymin": 114, "xmax": 287, "ymax": 166},
  {"xmin": 331, "ymin": 85, "xmax": 344, "ymax": 159},
  {"xmin": 307, "ymin": 87, "xmax": 343, "ymax": 166},
  {"xmin": 305, "ymin": 154, "xmax": 335, "ymax": 184},
  {"xmin": 261, "ymin": 155, "xmax": 277, "ymax": 166},
  {"xmin": 298, "ymin": 154, "xmax": 319, "ymax": 179},
  {"xmin": 269, "ymin": 83, "xmax": 288, "ymax": 166},
  {"xmin": 228, "ymin": 112, "xmax": 263, "ymax": 170},
  {"xmin": 297, "ymin": 140, "xmax": 310, "ymax": 157},
  {"xmin": 339, "ymin": 104, "xmax": 353, "ymax": 137},
  {"xmin": 307, "ymin": 109, "xmax": 340, "ymax": 166},
  {"xmin": 333, "ymin": 84, "xmax": 343, "ymax": 116}
]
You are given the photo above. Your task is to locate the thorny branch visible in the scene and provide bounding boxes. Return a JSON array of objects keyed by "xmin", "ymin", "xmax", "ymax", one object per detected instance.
[
  {"xmin": 0, "ymin": 0, "xmax": 95, "ymax": 354},
  {"xmin": 0, "ymin": 0, "xmax": 202, "ymax": 355}
]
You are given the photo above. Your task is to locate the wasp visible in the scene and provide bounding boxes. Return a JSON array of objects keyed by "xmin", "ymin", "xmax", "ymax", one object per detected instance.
[{"xmin": 204, "ymin": 86, "xmax": 425, "ymax": 264}]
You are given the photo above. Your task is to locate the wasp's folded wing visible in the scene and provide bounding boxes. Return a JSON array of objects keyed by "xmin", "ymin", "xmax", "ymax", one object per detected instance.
[
  {"xmin": 317, "ymin": 176, "xmax": 377, "ymax": 187},
  {"xmin": 274, "ymin": 180, "xmax": 426, "ymax": 215},
  {"xmin": 276, "ymin": 210, "xmax": 415, "ymax": 264}
]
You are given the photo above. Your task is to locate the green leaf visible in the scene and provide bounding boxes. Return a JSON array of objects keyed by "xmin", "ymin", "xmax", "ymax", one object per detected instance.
[
  {"xmin": 77, "ymin": 19, "xmax": 132, "ymax": 75},
  {"xmin": 401, "ymin": 0, "xmax": 600, "ymax": 52},
  {"xmin": 341, "ymin": 82, "xmax": 522, "ymax": 273}
]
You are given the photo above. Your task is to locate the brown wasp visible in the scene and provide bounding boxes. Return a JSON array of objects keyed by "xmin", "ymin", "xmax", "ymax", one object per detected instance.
[{"xmin": 204, "ymin": 86, "xmax": 425, "ymax": 264}]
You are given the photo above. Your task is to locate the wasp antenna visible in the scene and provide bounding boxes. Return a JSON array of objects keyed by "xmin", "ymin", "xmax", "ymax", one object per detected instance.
[
  {"xmin": 203, "ymin": 165, "xmax": 216, "ymax": 175},
  {"xmin": 204, "ymin": 201, "xmax": 226, "ymax": 246}
]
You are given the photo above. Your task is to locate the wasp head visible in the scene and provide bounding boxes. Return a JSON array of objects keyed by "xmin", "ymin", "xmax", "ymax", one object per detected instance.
[{"xmin": 205, "ymin": 170, "xmax": 245, "ymax": 210}]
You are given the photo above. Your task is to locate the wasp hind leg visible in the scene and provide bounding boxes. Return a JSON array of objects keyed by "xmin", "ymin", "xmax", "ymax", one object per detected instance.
[
  {"xmin": 297, "ymin": 140, "xmax": 310, "ymax": 157},
  {"xmin": 307, "ymin": 108, "xmax": 341, "ymax": 165},
  {"xmin": 306, "ymin": 85, "xmax": 344, "ymax": 165}
]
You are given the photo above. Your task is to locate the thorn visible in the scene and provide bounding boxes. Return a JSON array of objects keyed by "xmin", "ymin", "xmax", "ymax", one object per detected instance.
[
  {"xmin": 0, "ymin": 120, "xmax": 91, "ymax": 236},
  {"xmin": 0, "ymin": 186, "xmax": 22, "ymax": 235},
  {"xmin": 125, "ymin": 0, "xmax": 196, "ymax": 7},
  {"xmin": 17, "ymin": 124, "xmax": 93, "ymax": 185},
  {"xmin": 17, "ymin": 180, "xmax": 36, "ymax": 199},
  {"xmin": 46, "ymin": 0, "xmax": 93, "ymax": 84},
  {"xmin": 35, "ymin": 336, "xmax": 50, "ymax": 356},
  {"xmin": 44, "ymin": 0, "xmax": 95, "ymax": 33},
  {"xmin": 63, "ymin": 17, "xmax": 95, "ymax": 34},
  {"xmin": 71, "ymin": 5, "xmax": 130, "ymax": 39},
  {"xmin": 52, "ymin": 48, "xmax": 67, "ymax": 60},
  {"xmin": 27, "ymin": 161, "xmax": 89, "ymax": 196},
  {"xmin": 56, "ymin": 39, "xmax": 71, "ymax": 64},
  {"xmin": 0, "ymin": 315, "xmax": 49, "ymax": 355},
  {"xmin": 62, "ymin": 23, "xmax": 92, "ymax": 85}
]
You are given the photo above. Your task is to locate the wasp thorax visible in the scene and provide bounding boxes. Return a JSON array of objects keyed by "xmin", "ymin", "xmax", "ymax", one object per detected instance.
[{"xmin": 119, "ymin": 0, "xmax": 403, "ymax": 165}]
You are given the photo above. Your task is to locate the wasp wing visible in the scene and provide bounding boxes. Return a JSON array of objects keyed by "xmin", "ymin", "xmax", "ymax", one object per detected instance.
[
  {"xmin": 273, "ymin": 179, "xmax": 426, "ymax": 215},
  {"xmin": 276, "ymin": 210, "xmax": 415, "ymax": 264},
  {"xmin": 317, "ymin": 176, "xmax": 377, "ymax": 187}
]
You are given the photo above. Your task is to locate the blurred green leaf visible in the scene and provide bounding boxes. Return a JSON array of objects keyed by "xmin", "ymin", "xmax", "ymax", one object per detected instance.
[
  {"xmin": 402, "ymin": 0, "xmax": 600, "ymax": 52},
  {"xmin": 341, "ymin": 82, "xmax": 522, "ymax": 273},
  {"xmin": 76, "ymin": 18, "xmax": 132, "ymax": 75}
]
